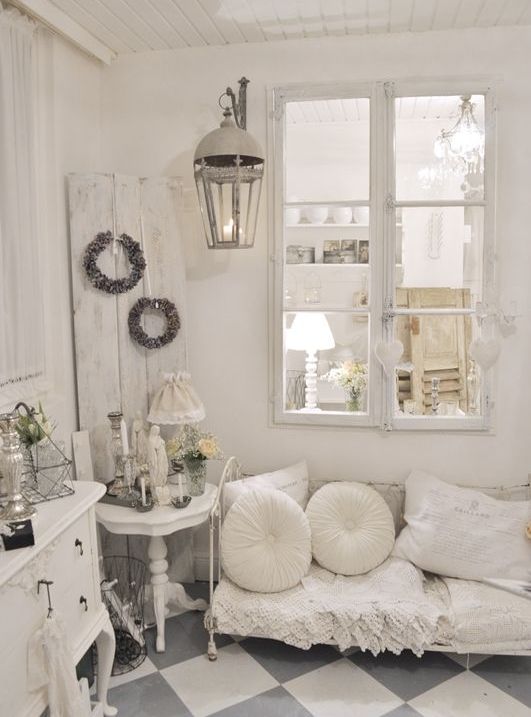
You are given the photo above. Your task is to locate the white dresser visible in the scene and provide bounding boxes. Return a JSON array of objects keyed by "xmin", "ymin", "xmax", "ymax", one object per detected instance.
[{"xmin": 0, "ymin": 481, "xmax": 116, "ymax": 717}]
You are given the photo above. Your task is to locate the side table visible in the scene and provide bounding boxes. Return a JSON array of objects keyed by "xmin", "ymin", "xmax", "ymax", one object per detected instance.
[{"xmin": 96, "ymin": 483, "xmax": 217, "ymax": 652}]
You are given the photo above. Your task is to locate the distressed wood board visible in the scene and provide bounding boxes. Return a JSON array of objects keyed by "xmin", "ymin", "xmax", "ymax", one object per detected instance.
[{"xmin": 68, "ymin": 173, "xmax": 187, "ymax": 482}]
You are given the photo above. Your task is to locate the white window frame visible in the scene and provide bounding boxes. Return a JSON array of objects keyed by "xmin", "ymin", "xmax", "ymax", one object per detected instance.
[{"xmin": 269, "ymin": 78, "xmax": 496, "ymax": 432}]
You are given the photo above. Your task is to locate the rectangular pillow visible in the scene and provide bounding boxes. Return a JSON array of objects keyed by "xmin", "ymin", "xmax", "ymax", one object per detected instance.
[
  {"xmin": 223, "ymin": 460, "xmax": 309, "ymax": 512},
  {"xmin": 393, "ymin": 470, "xmax": 531, "ymax": 581}
]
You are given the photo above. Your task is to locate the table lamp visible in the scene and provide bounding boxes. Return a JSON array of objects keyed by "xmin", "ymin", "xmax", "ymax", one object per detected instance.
[
  {"xmin": 148, "ymin": 372, "xmax": 205, "ymax": 426},
  {"xmin": 286, "ymin": 312, "xmax": 335, "ymax": 410}
]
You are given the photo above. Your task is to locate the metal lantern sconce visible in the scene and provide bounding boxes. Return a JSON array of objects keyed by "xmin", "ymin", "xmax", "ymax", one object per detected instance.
[{"xmin": 194, "ymin": 77, "xmax": 264, "ymax": 249}]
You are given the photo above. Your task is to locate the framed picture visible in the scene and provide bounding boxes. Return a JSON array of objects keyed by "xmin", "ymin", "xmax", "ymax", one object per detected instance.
[
  {"xmin": 339, "ymin": 239, "xmax": 357, "ymax": 264},
  {"xmin": 358, "ymin": 240, "xmax": 369, "ymax": 264},
  {"xmin": 323, "ymin": 240, "xmax": 340, "ymax": 252}
]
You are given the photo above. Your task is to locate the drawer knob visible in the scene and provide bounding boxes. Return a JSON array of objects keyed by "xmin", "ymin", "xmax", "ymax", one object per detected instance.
[
  {"xmin": 79, "ymin": 595, "xmax": 88, "ymax": 612},
  {"xmin": 75, "ymin": 538, "xmax": 84, "ymax": 556}
]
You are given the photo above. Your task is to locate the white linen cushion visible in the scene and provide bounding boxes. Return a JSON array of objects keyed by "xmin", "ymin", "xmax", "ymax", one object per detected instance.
[
  {"xmin": 306, "ymin": 482, "xmax": 395, "ymax": 576},
  {"xmin": 223, "ymin": 460, "xmax": 309, "ymax": 512},
  {"xmin": 393, "ymin": 470, "xmax": 531, "ymax": 581},
  {"xmin": 221, "ymin": 488, "xmax": 312, "ymax": 593}
]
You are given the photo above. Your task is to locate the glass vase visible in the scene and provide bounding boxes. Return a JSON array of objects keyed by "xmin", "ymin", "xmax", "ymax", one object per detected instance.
[
  {"xmin": 345, "ymin": 391, "xmax": 364, "ymax": 412},
  {"xmin": 184, "ymin": 457, "xmax": 207, "ymax": 496}
]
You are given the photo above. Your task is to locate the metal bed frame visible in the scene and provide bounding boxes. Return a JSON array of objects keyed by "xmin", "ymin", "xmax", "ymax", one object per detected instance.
[{"xmin": 204, "ymin": 457, "xmax": 531, "ymax": 661}]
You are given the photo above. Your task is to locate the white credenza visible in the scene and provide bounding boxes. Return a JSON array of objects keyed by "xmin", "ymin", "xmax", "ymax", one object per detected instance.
[{"xmin": 0, "ymin": 481, "xmax": 116, "ymax": 717}]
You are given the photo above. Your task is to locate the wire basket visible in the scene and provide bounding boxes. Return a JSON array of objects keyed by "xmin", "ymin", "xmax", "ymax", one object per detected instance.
[
  {"xmin": 286, "ymin": 370, "xmax": 306, "ymax": 410},
  {"xmin": 16, "ymin": 402, "xmax": 74, "ymax": 504},
  {"xmin": 101, "ymin": 556, "xmax": 147, "ymax": 676}
]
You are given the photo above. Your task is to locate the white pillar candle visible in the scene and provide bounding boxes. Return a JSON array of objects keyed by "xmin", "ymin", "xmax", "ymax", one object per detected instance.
[
  {"xmin": 140, "ymin": 475, "xmax": 147, "ymax": 506},
  {"xmin": 177, "ymin": 474, "xmax": 184, "ymax": 502},
  {"xmin": 120, "ymin": 418, "xmax": 129, "ymax": 456}
]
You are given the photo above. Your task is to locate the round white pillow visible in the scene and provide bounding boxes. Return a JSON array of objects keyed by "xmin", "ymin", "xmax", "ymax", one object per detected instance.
[
  {"xmin": 221, "ymin": 488, "xmax": 312, "ymax": 593},
  {"xmin": 306, "ymin": 482, "xmax": 395, "ymax": 576}
]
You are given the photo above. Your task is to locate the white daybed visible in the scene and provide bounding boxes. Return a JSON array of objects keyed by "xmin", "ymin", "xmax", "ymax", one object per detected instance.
[{"xmin": 204, "ymin": 458, "xmax": 531, "ymax": 661}]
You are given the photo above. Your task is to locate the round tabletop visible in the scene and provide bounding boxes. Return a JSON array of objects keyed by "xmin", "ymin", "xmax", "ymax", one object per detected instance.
[{"xmin": 95, "ymin": 482, "xmax": 217, "ymax": 537}]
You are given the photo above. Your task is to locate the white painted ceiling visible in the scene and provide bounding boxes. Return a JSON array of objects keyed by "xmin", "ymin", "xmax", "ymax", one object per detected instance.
[
  {"xmin": 30, "ymin": 0, "xmax": 531, "ymax": 55},
  {"xmin": 286, "ymin": 95, "xmax": 485, "ymax": 124}
]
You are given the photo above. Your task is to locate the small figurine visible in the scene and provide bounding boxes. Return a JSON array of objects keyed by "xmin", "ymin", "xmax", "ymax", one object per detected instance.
[
  {"xmin": 131, "ymin": 411, "xmax": 148, "ymax": 465},
  {"xmin": 147, "ymin": 425, "xmax": 169, "ymax": 489}
]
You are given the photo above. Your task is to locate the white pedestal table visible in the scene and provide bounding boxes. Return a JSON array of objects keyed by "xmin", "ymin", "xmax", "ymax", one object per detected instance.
[{"xmin": 96, "ymin": 483, "xmax": 216, "ymax": 653}]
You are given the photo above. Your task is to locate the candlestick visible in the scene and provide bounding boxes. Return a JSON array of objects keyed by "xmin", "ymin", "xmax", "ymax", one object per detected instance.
[{"xmin": 177, "ymin": 474, "xmax": 184, "ymax": 502}]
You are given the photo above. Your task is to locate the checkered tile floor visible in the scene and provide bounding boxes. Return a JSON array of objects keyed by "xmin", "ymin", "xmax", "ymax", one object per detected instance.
[{"xmin": 106, "ymin": 584, "xmax": 531, "ymax": 717}]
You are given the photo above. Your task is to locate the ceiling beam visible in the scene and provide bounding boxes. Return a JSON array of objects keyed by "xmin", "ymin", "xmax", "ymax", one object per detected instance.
[{"xmin": 8, "ymin": 0, "xmax": 116, "ymax": 64}]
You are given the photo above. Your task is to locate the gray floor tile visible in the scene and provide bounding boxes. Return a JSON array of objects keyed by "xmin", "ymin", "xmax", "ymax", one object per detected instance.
[
  {"xmin": 472, "ymin": 655, "xmax": 531, "ymax": 707},
  {"xmin": 348, "ymin": 649, "xmax": 464, "ymax": 701},
  {"xmin": 208, "ymin": 686, "xmax": 314, "ymax": 717},
  {"xmin": 239, "ymin": 637, "xmax": 341, "ymax": 683},
  {"xmin": 108, "ymin": 672, "xmax": 192, "ymax": 717},
  {"xmin": 380, "ymin": 706, "xmax": 425, "ymax": 717},
  {"xmin": 146, "ymin": 611, "xmax": 233, "ymax": 670}
]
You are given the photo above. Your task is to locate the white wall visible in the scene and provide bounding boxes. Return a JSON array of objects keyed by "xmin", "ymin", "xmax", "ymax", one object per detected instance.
[
  {"xmin": 37, "ymin": 30, "xmax": 102, "ymax": 448},
  {"xmin": 97, "ymin": 25, "xmax": 531, "ymax": 487}
]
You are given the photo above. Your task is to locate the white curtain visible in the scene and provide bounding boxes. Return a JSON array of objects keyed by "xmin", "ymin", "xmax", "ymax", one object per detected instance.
[{"xmin": 0, "ymin": 5, "xmax": 45, "ymax": 409}]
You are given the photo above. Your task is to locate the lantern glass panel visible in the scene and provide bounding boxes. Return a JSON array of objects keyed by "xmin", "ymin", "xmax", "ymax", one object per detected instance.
[{"xmin": 194, "ymin": 160, "xmax": 263, "ymax": 249}]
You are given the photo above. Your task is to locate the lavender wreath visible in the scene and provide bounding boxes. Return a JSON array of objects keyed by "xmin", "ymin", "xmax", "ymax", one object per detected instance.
[
  {"xmin": 83, "ymin": 231, "xmax": 146, "ymax": 294},
  {"xmin": 128, "ymin": 297, "xmax": 180, "ymax": 350}
]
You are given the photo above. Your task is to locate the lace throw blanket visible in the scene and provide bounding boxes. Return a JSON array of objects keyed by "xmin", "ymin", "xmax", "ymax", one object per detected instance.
[{"xmin": 212, "ymin": 557, "xmax": 444, "ymax": 655}]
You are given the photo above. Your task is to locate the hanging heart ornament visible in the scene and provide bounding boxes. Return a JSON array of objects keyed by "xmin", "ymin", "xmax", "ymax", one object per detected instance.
[
  {"xmin": 469, "ymin": 338, "xmax": 500, "ymax": 370},
  {"xmin": 374, "ymin": 340, "xmax": 404, "ymax": 376}
]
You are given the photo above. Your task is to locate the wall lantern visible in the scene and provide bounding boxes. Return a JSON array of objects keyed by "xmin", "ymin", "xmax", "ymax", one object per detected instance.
[{"xmin": 194, "ymin": 77, "xmax": 264, "ymax": 249}]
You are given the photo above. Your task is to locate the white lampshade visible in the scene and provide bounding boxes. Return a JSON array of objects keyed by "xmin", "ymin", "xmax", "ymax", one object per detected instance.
[
  {"xmin": 148, "ymin": 372, "xmax": 205, "ymax": 425},
  {"xmin": 286, "ymin": 313, "xmax": 335, "ymax": 353}
]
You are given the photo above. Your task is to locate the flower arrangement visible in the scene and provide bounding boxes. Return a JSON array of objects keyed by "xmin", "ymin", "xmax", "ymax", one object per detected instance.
[
  {"xmin": 15, "ymin": 403, "xmax": 54, "ymax": 447},
  {"xmin": 166, "ymin": 424, "xmax": 222, "ymax": 463},
  {"xmin": 325, "ymin": 361, "xmax": 368, "ymax": 409}
]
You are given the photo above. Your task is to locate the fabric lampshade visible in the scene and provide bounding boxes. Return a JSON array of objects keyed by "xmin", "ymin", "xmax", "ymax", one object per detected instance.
[
  {"xmin": 148, "ymin": 372, "xmax": 205, "ymax": 425},
  {"xmin": 286, "ymin": 313, "xmax": 335, "ymax": 353}
]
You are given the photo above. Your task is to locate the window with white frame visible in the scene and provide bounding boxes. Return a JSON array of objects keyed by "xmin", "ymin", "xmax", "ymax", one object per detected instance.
[{"xmin": 271, "ymin": 81, "xmax": 495, "ymax": 430}]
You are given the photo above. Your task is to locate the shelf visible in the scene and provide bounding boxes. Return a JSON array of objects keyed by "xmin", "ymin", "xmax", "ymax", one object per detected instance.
[
  {"xmin": 285, "ymin": 262, "xmax": 369, "ymax": 268},
  {"xmin": 285, "ymin": 223, "xmax": 402, "ymax": 228}
]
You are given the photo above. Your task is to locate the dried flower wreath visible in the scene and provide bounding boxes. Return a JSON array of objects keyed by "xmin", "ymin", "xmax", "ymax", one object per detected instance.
[
  {"xmin": 128, "ymin": 297, "xmax": 180, "ymax": 350},
  {"xmin": 83, "ymin": 231, "xmax": 146, "ymax": 294}
]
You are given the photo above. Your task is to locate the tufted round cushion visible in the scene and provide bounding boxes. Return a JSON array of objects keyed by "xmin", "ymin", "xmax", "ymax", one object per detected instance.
[
  {"xmin": 221, "ymin": 489, "xmax": 312, "ymax": 593},
  {"xmin": 306, "ymin": 482, "xmax": 395, "ymax": 576}
]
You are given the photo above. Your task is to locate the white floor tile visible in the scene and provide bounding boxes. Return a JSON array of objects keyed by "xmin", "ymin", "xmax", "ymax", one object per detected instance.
[
  {"xmin": 444, "ymin": 653, "xmax": 489, "ymax": 669},
  {"xmin": 284, "ymin": 658, "xmax": 402, "ymax": 717},
  {"xmin": 409, "ymin": 670, "xmax": 531, "ymax": 717},
  {"xmin": 108, "ymin": 657, "xmax": 158, "ymax": 689},
  {"xmin": 161, "ymin": 642, "xmax": 278, "ymax": 717}
]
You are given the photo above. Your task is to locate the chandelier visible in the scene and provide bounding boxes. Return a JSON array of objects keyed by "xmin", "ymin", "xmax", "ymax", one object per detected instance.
[{"xmin": 433, "ymin": 95, "xmax": 484, "ymax": 176}]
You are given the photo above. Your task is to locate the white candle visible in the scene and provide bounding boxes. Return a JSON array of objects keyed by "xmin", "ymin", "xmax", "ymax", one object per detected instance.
[
  {"xmin": 140, "ymin": 475, "xmax": 147, "ymax": 506},
  {"xmin": 120, "ymin": 418, "xmax": 129, "ymax": 456},
  {"xmin": 223, "ymin": 219, "xmax": 233, "ymax": 243},
  {"xmin": 177, "ymin": 474, "xmax": 184, "ymax": 502}
]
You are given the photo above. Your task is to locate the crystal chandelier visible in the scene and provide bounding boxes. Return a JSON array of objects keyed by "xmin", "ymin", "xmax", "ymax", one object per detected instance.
[{"xmin": 433, "ymin": 95, "xmax": 484, "ymax": 176}]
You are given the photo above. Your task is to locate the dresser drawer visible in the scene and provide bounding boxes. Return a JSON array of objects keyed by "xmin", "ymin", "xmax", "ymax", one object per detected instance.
[
  {"xmin": 47, "ymin": 510, "xmax": 95, "ymax": 591},
  {"xmin": 57, "ymin": 579, "xmax": 100, "ymax": 650}
]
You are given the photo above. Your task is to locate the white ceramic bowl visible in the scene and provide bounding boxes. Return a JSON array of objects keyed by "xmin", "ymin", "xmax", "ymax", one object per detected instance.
[
  {"xmin": 332, "ymin": 207, "xmax": 353, "ymax": 224},
  {"xmin": 285, "ymin": 207, "xmax": 301, "ymax": 225},
  {"xmin": 354, "ymin": 206, "xmax": 370, "ymax": 224},
  {"xmin": 305, "ymin": 206, "xmax": 329, "ymax": 224}
]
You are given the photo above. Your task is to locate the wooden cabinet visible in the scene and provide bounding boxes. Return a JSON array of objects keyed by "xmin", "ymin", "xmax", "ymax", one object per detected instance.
[
  {"xmin": 396, "ymin": 287, "xmax": 472, "ymax": 414},
  {"xmin": 0, "ymin": 482, "xmax": 116, "ymax": 717}
]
